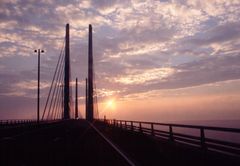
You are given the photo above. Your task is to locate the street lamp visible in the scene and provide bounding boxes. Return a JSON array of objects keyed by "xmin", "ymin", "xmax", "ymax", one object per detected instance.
[{"xmin": 34, "ymin": 49, "xmax": 44, "ymax": 123}]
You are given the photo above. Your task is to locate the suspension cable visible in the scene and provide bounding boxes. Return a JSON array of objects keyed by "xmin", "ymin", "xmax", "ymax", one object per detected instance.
[
  {"xmin": 52, "ymin": 59, "xmax": 65, "ymax": 119},
  {"xmin": 41, "ymin": 39, "xmax": 65, "ymax": 120},
  {"xmin": 47, "ymin": 46, "xmax": 65, "ymax": 120}
]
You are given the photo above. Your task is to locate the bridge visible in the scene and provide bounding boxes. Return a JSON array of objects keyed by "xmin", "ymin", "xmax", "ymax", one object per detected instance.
[{"xmin": 0, "ymin": 24, "xmax": 240, "ymax": 166}]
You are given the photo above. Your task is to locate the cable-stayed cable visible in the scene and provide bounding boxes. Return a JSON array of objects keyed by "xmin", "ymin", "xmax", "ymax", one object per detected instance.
[
  {"xmin": 52, "ymin": 60, "xmax": 65, "ymax": 119},
  {"xmin": 42, "ymin": 40, "xmax": 65, "ymax": 120},
  {"xmin": 50, "ymin": 64, "xmax": 64, "ymax": 119},
  {"xmin": 45, "ymin": 45, "xmax": 64, "ymax": 120},
  {"xmin": 47, "ymin": 47, "xmax": 65, "ymax": 120},
  {"xmin": 93, "ymin": 59, "xmax": 99, "ymax": 119}
]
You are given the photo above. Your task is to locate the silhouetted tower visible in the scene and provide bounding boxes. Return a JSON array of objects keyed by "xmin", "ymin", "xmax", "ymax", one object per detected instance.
[
  {"xmin": 85, "ymin": 78, "xmax": 88, "ymax": 120},
  {"xmin": 75, "ymin": 78, "xmax": 78, "ymax": 119},
  {"xmin": 64, "ymin": 23, "xmax": 70, "ymax": 119},
  {"xmin": 87, "ymin": 24, "xmax": 93, "ymax": 122}
]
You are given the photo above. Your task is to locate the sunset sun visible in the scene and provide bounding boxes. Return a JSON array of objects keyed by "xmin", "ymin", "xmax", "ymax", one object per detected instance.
[
  {"xmin": 0, "ymin": 0, "xmax": 239, "ymax": 165},
  {"xmin": 106, "ymin": 99, "xmax": 116, "ymax": 110}
]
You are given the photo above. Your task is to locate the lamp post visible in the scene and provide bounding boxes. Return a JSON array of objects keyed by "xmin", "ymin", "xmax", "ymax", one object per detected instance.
[{"xmin": 34, "ymin": 49, "xmax": 44, "ymax": 123}]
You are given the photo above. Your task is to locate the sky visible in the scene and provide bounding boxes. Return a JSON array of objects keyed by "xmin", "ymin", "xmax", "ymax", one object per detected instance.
[{"xmin": 0, "ymin": 0, "xmax": 240, "ymax": 122}]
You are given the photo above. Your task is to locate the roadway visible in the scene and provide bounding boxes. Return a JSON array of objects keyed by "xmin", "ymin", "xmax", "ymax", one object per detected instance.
[
  {"xmin": 95, "ymin": 120, "xmax": 240, "ymax": 166},
  {"xmin": 0, "ymin": 120, "xmax": 130, "ymax": 166},
  {"xmin": 1, "ymin": 120, "xmax": 239, "ymax": 166}
]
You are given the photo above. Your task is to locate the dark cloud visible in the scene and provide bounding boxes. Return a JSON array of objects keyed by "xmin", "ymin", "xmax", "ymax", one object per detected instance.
[
  {"xmin": 185, "ymin": 22, "xmax": 240, "ymax": 46},
  {"xmin": 0, "ymin": 0, "xmax": 240, "ymax": 118},
  {"xmin": 169, "ymin": 54, "xmax": 240, "ymax": 88},
  {"xmin": 117, "ymin": 54, "xmax": 240, "ymax": 95},
  {"xmin": 91, "ymin": 0, "xmax": 119, "ymax": 9}
]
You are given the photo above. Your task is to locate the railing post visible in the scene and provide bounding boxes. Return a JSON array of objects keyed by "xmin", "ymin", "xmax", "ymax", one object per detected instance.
[
  {"xmin": 131, "ymin": 121, "xmax": 133, "ymax": 131},
  {"xmin": 151, "ymin": 123, "xmax": 154, "ymax": 136},
  {"xmin": 139, "ymin": 122, "xmax": 142, "ymax": 133},
  {"xmin": 120, "ymin": 121, "xmax": 122, "ymax": 129},
  {"xmin": 104, "ymin": 115, "xmax": 106, "ymax": 123},
  {"xmin": 201, "ymin": 127, "xmax": 206, "ymax": 150},
  {"xmin": 169, "ymin": 125, "xmax": 174, "ymax": 141},
  {"xmin": 114, "ymin": 119, "xmax": 116, "ymax": 127},
  {"xmin": 125, "ymin": 121, "xmax": 127, "ymax": 129}
]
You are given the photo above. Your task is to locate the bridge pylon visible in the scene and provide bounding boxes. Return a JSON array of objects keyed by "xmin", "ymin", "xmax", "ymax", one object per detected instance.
[
  {"xmin": 63, "ymin": 23, "xmax": 70, "ymax": 119},
  {"xmin": 75, "ymin": 78, "xmax": 78, "ymax": 119},
  {"xmin": 87, "ymin": 24, "xmax": 94, "ymax": 122}
]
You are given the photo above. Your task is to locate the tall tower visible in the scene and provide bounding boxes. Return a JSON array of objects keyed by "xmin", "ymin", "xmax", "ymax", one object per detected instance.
[
  {"xmin": 87, "ymin": 24, "xmax": 94, "ymax": 122},
  {"xmin": 64, "ymin": 23, "xmax": 70, "ymax": 119},
  {"xmin": 85, "ymin": 78, "xmax": 88, "ymax": 120},
  {"xmin": 75, "ymin": 78, "xmax": 78, "ymax": 119}
]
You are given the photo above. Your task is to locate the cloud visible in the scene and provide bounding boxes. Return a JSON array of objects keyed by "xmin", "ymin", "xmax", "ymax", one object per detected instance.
[
  {"xmin": 1, "ymin": 0, "xmax": 240, "ymax": 119},
  {"xmin": 98, "ymin": 54, "xmax": 240, "ymax": 99},
  {"xmin": 186, "ymin": 0, "xmax": 240, "ymax": 23},
  {"xmin": 111, "ymin": 67, "xmax": 176, "ymax": 85},
  {"xmin": 185, "ymin": 22, "xmax": 240, "ymax": 46},
  {"xmin": 15, "ymin": 80, "xmax": 50, "ymax": 90},
  {"xmin": 122, "ymin": 79, "xmax": 240, "ymax": 101}
]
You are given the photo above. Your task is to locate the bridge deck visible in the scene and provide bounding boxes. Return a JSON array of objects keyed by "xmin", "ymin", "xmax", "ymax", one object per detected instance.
[
  {"xmin": 0, "ymin": 120, "xmax": 239, "ymax": 166},
  {"xmin": 0, "ymin": 120, "xmax": 129, "ymax": 166},
  {"xmin": 95, "ymin": 121, "xmax": 240, "ymax": 166}
]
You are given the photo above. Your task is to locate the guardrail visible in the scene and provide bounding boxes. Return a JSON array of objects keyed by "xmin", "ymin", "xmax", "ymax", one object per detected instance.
[
  {"xmin": 0, "ymin": 119, "xmax": 35, "ymax": 125},
  {"xmin": 101, "ymin": 119, "xmax": 240, "ymax": 157},
  {"xmin": 0, "ymin": 119, "xmax": 63, "ymax": 128}
]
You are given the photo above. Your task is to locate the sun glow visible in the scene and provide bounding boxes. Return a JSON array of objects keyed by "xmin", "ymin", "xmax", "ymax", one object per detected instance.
[{"xmin": 106, "ymin": 99, "xmax": 116, "ymax": 110}]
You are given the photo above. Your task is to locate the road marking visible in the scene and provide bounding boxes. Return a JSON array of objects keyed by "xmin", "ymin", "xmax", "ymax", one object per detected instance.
[{"xmin": 89, "ymin": 122, "xmax": 136, "ymax": 166}]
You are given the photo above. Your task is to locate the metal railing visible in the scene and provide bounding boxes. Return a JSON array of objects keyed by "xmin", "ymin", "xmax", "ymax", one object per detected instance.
[
  {"xmin": 0, "ymin": 119, "xmax": 63, "ymax": 128},
  {"xmin": 101, "ymin": 119, "xmax": 240, "ymax": 157},
  {"xmin": 0, "ymin": 119, "xmax": 35, "ymax": 125}
]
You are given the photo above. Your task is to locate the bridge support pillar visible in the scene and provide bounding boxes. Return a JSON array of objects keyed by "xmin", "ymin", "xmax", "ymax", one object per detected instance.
[
  {"xmin": 64, "ymin": 23, "xmax": 70, "ymax": 119},
  {"xmin": 75, "ymin": 78, "xmax": 78, "ymax": 119},
  {"xmin": 87, "ymin": 24, "xmax": 94, "ymax": 122}
]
